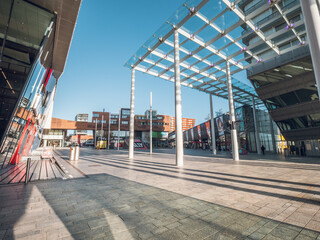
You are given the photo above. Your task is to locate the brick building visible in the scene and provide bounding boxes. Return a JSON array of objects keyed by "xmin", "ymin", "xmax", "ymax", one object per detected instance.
[
  {"xmin": 50, "ymin": 108, "xmax": 172, "ymax": 147},
  {"xmin": 170, "ymin": 117, "xmax": 196, "ymax": 132}
]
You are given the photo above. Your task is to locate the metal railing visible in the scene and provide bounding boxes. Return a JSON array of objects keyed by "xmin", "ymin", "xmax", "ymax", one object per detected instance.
[
  {"xmin": 241, "ymin": 0, "xmax": 300, "ymax": 36},
  {"xmin": 245, "ymin": 0, "xmax": 266, "ymax": 15}
]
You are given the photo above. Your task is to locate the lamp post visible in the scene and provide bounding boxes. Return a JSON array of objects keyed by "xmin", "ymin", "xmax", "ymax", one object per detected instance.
[
  {"xmin": 101, "ymin": 115, "xmax": 104, "ymax": 140},
  {"xmin": 108, "ymin": 114, "xmax": 110, "ymax": 150},
  {"xmin": 118, "ymin": 108, "xmax": 121, "ymax": 150}
]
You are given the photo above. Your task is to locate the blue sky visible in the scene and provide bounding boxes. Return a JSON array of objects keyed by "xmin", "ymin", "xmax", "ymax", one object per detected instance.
[{"xmin": 53, "ymin": 0, "xmax": 248, "ymax": 125}]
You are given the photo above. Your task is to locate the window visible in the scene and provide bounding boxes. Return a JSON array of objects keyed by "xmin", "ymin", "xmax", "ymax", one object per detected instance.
[
  {"xmin": 140, "ymin": 122, "xmax": 146, "ymax": 125},
  {"xmin": 122, "ymin": 109, "xmax": 130, "ymax": 115},
  {"xmin": 111, "ymin": 115, "xmax": 119, "ymax": 119},
  {"xmin": 93, "ymin": 113, "xmax": 99, "ymax": 117},
  {"xmin": 157, "ymin": 116, "xmax": 163, "ymax": 120},
  {"xmin": 111, "ymin": 120, "xmax": 117, "ymax": 124},
  {"xmin": 121, "ymin": 121, "xmax": 128, "ymax": 125}
]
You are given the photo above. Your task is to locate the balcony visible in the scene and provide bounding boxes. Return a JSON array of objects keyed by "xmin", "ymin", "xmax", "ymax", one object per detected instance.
[{"xmin": 241, "ymin": 0, "xmax": 300, "ymax": 45}]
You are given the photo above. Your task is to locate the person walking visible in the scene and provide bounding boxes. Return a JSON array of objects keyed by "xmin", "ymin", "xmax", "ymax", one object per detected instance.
[{"xmin": 261, "ymin": 145, "xmax": 265, "ymax": 155}]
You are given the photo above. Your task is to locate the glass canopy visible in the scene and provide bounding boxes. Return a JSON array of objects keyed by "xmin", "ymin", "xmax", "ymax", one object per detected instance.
[{"xmin": 125, "ymin": 0, "xmax": 305, "ymax": 106}]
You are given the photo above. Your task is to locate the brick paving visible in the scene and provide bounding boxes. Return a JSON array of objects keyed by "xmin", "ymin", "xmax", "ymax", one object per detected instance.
[{"xmin": 0, "ymin": 148, "xmax": 319, "ymax": 239}]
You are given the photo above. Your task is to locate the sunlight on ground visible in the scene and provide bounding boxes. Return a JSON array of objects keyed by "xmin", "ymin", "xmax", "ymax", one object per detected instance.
[
  {"xmin": 104, "ymin": 209, "xmax": 135, "ymax": 240},
  {"xmin": 13, "ymin": 186, "xmax": 73, "ymax": 240}
]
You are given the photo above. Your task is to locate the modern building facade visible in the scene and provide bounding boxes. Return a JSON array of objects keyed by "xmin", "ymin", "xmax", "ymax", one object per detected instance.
[
  {"xmin": 184, "ymin": 105, "xmax": 281, "ymax": 153},
  {"xmin": 239, "ymin": 0, "xmax": 320, "ymax": 156},
  {"xmin": 170, "ymin": 117, "xmax": 196, "ymax": 132},
  {"xmin": 92, "ymin": 108, "xmax": 171, "ymax": 147},
  {"xmin": 41, "ymin": 129, "xmax": 66, "ymax": 148},
  {"xmin": 0, "ymin": 0, "xmax": 81, "ymax": 167},
  {"xmin": 50, "ymin": 108, "xmax": 172, "ymax": 148},
  {"xmin": 74, "ymin": 113, "xmax": 89, "ymax": 135}
]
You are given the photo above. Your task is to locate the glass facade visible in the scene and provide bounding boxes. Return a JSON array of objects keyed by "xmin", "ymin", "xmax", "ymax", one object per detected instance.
[
  {"xmin": 183, "ymin": 105, "xmax": 280, "ymax": 153},
  {"xmin": 0, "ymin": 1, "xmax": 56, "ymax": 167},
  {"xmin": 250, "ymin": 57, "xmax": 319, "ymax": 132},
  {"xmin": 241, "ymin": 1, "xmax": 320, "ymax": 149},
  {"xmin": 240, "ymin": 0, "xmax": 320, "ymax": 156}
]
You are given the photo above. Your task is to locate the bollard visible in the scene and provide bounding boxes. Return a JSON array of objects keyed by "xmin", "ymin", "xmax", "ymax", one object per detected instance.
[
  {"xmin": 74, "ymin": 145, "xmax": 80, "ymax": 160},
  {"xmin": 25, "ymin": 158, "xmax": 31, "ymax": 183},
  {"xmin": 69, "ymin": 147, "xmax": 75, "ymax": 160}
]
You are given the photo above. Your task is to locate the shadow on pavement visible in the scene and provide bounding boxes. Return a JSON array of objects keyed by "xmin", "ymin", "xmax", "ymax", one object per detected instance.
[{"xmin": 1, "ymin": 173, "xmax": 320, "ymax": 239}]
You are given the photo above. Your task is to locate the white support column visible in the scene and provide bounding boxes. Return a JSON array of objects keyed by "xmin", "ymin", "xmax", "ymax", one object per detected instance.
[
  {"xmin": 129, "ymin": 68, "xmax": 135, "ymax": 159},
  {"xmin": 225, "ymin": 61, "xmax": 239, "ymax": 161},
  {"xmin": 301, "ymin": 0, "xmax": 320, "ymax": 97},
  {"xmin": 174, "ymin": 30, "xmax": 184, "ymax": 167},
  {"xmin": 150, "ymin": 92, "xmax": 152, "ymax": 155},
  {"xmin": 101, "ymin": 115, "xmax": 104, "ymax": 138},
  {"xmin": 209, "ymin": 94, "xmax": 216, "ymax": 155},
  {"xmin": 252, "ymin": 97, "xmax": 262, "ymax": 154},
  {"xmin": 107, "ymin": 114, "xmax": 110, "ymax": 150},
  {"xmin": 269, "ymin": 115, "xmax": 277, "ymax": 154}
]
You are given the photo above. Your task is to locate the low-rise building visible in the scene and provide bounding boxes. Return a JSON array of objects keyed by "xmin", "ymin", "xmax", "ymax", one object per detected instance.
[
  {"xmin": 75, "ymin": 114, "xmax": 89, "ymax": 135},
  {"xmin": 50, "ymin": 108, "xmax": 172, "ymax": 148},
  {"xmin": 183, "ymin": 105, "xmax": 283, "ymax": 154}
]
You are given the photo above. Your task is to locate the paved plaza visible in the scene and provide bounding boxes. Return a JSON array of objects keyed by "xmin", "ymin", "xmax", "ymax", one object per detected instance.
[{"xmin": 0, "ymin": 148, "xmax": 320, "ymax": 239}]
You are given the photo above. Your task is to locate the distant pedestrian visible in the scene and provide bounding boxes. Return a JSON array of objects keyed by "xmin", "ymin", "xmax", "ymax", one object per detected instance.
[
  {"xmin": 261, "ymin": 145, "xmax": 265, "ymax": 155},
  {"xmin": 290, "ymin": 145, "xmax": 295, "ymax": 155},
  {"xmin": 300, "ymin": 145, "xmax": 304, "ymax": 156}
]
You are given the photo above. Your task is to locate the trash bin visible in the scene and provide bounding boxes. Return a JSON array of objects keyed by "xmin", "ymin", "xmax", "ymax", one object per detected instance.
[
  {"xmin": 74, "ymin": 145, "xmax": 80, "ymax": 160},
  {"xmin": 69, "ymin": 147, "xmax": 75, "ymax": 160}
]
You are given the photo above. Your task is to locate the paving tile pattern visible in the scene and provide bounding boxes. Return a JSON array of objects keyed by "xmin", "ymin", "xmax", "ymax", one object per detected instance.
[
  {"xmin": 56, "ymin": 148, "xmax": 320, "ymax": 232},
  {"xmin": 1, "ymin": 148, "xmax": 320, "ymax": 239},
  {"xmin": 0, "ymin": 173, "xmax": 319, "ymax": 240}
]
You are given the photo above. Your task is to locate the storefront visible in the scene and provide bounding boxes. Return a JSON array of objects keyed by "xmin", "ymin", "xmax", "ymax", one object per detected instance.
[{"xmin": 183, "ymin": 105, "xmax": 281, "ymax": 153}]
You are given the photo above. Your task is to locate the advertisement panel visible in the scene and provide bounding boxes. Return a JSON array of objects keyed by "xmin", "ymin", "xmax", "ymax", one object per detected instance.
[
  {"xmin": 152, "ymin": 131, "xmax": 168, "ymax": 139},
  {"xmin": 235, "ymin": 108, "xmax": 244, "ymax": 132},
  {"xmin": 205, "ymin": 121, "xmax": 211, "ymax": 139},
  {"xmin": 216, "ymin": 116, "xmax": 224, "ymax": 136},
  {"xmin": 200, "ymin": 123, "xmax": 207, "ymax": 140},
  {"xmin": 134, "ymin": 139, "xmax": 147, "ymax": 149},
  {"xmin": 193, "ymin": 127, "xmax": 198, "ymax": 141},
  {"xmin": 197, "ymin": 125, "xmax": 201, "ymax": 139},
  {"xmin": 190, "ymin": 127, "xmax": 194, "ymax": 140},
  {"xmin": 188, "ymin": 129, "xmax": 192, "ymax": 141}
]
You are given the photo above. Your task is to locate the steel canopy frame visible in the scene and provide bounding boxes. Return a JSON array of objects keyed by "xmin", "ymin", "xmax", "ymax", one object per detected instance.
[
  {"xmin": 125, "ymin": 0, "xmax": 308, "ymax": 162},
  {"xmin": 125, "ymin": 0, "xmax": 306, "ymax": 107}
]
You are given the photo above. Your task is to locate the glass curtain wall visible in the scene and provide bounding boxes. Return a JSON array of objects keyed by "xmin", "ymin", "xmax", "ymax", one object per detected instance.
[
  {"xmin": 182, "ymin": 105, "xmax": 280, "ymax": 153},
  {"xmin": 0, "ymin": 0, "xmax": 55, "ymax": 168},
  {"xmin": 256, "ymin": 109, "xmax": 278, "ymax": 152}
]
